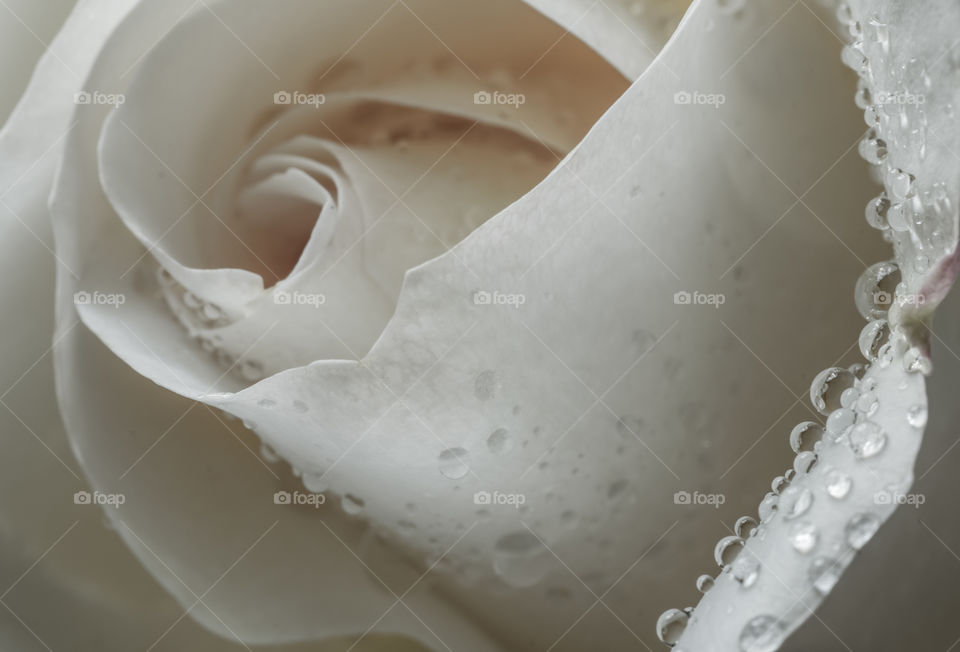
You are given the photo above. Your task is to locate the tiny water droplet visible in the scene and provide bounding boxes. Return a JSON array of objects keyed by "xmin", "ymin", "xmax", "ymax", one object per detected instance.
[
  {"xmin": 808, "ymin": 556, "xmax": 842, "ymax": 594},
  {"xmin": 714, "ymin": 535, "xmax": 744, "ymax": 567},
  {"xmin": 903, "ymin": 347, "xmax": 932, "ymax": 374},
  {"xmin": 864, "ymin": 194, "xmax": 890, "ymax": 230},
  {"xmin": 825, "ymin": 470, "xmax": 852, "ymax": 499},
  {"xmin": 907, "ymin": 404, "xmax": 927, "ymax": 428},
  {"xmin": 259, "ymin": 442, "xmax": 280, "ymax": 463},
  {"xmin": 302, "ymin": 471, "xmax": 327, "ymax": 493},
  {"xmin": 438, "ymin": 448, "xmax": 470, "ymax": 479},
  {"xmin": 809, "ymin": 367, "xmax": 856, "ymax": 415},
  {"xmin": 493, "ymin": 531, "xmax": 551, "ymax": 587},
  {"xmin": 794, "ymin": 451, "xmax": 817, "ymax": 475},
  {"xmin": 342, "ymin": 493, "xmax": 365, "ymax": 515},
  {"xmin": 696, "ymin": 574, "xmax": 715, "ymax": 593},
  {"xmin": 739, "ymin": 615, "xmax": 784, "ymax": 652},
  {"xmin": 758, "ymin": 492, "xmax": 778, "ymax": 521},
  {"xmin": 487, "ymin": 428, "xmax": 512, "ymax": 454},
  {"xmin": 789, "ymin": 421, "xmax": 824, "ymax": 453},
  {"xmin": 732, "ymin": 551, "xmax": 760, "ymax": 587},
  {"xmin": 656, "ymin": 608, "xmax": 689, "ymax": 646},
  {"xmin": 859, "ymin": 319, "xmax": 890, "ymax": 361},
  {"xmin": 735, "ymin": 515, "xmax": 758, "ymax": 538},
  {"xmin": 849, "ymin": 422, "xmax": 886, "ymax": 459},
  {"xmin": 846, "ymin": 512, "xmax": 881, "ymax": 549},
  {"xmin": 474, "ymin": 370, "xmax": 500, "ymax": 401},
  {"xmin": 826, "ymin": 409, "xmax": 854, "ymax": 437},
  {"xmin": 789, "ymin": 521, "xmax": 819, "ymax": 553},
  {"xmin": 780, "ymin": 486, "xmax": 813, "ymax": 520}
]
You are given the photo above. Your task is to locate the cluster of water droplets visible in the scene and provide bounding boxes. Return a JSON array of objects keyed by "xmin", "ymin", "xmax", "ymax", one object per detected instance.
[
  {"xmin": 156, "ymin": 265, "xmax": 267, "ymax": 383},
  {"xmin": 844, "ymin": 3, "xmax": 956, "ymax": 279},
  {"xmin": 656, "ymin": 7, "xmax": 939, "ymax": 645}
]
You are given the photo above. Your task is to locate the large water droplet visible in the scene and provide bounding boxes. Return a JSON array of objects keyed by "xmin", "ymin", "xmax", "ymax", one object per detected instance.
[
  {"xmin": 849, "ymin": 422, "xmax": 887, "ymax": 459},
  {"xmin": 789, "ymin": 521, "xmax": 818, "ymax": 553},
  {"xmin": 656, "ymin": 608, "xmax": 689, "ymax": 646},
  {"xmin": 739, "ymin": 615, "xmax": 785, "ymax": 652},
  {"xmin": 779, "ymin": 486, "xmax": 813, "ymax": 520},
  {"xmin": 808, "ymin": 556, "xmax": 842, "ymax": 595},
  {"xmin": 789, "ymin": 421, "xmax": 824, "ymax": 453},
  {"xmin": 858, "ymin": 130, "xmax": 888, "ymax": 164},
  {"xmin": 809, "ymin": 367, "xmax": 856, "ymax": 416},
  {"xmin": 903, "ymin": 347, "xmax": 932, "ymax": 374},
  {"xmin": 854, "ymin": 261, "xmax": 901, "ymax": 320},
  {"xmin": 438, "ymin": 448, "xmax": 471, "ymax": 479},
  {"xmin": 846, "ymin": 512, "xmax": 881, "ymax": 549},
  {"xmin": 714, "ymin": 535, "xmax": 745, "ymax": 567}
]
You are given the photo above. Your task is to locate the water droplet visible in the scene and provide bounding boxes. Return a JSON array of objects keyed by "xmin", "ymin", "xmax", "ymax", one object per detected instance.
[
  {"xmin": 656, "ymin": 608, "xmax": 689, "ymax": 646},
  {"xmin": 259, "ymin": 442, "xmax": 280, "ymax": 463},
  {"xmin": 739, "ymin": 615, "xmax": 785, "ymax": 652},
  {"xmin": 903, "ymin": 347, "xmax": 932, "ymax": 374},
  {"xmin": 808, "ymin": 556, "xmax": 842, "ymax": 595},
  {"xmin": 826, "ymin": 409, "xmax": 855, "ymax": 437},
  {"xmin": 794, "ymin": 451, "xmax": 817, "ymax": 475},
  {"xmin": 854, "ymin": 261, "xmax": 901, "ymax": 320},
  {"xmin": 696, "ymin": 574, "xmax": 715, "ymax": 592},
  {"xmin": 771, "ymin": 476, "xmax": 787, "ymax": 494},
  {"xmin": 342, "ymin": 493, "xmax": 365, "ymax": 515},
  {"xmin": 474, "ymin": 370, "xmax": 500, "ymax": 401},
  {"xmin": 840, "ymin": 387, "xmax": 860, "ymax": 408},
  {"xmin": 493, "ymin": 531, "xmax": 551, "ymax": 587},
  {"xmin": 302, "ymin": 471, "xmax": 327, "ymax": 493},
  {"xmin": 789, "ymin": 421, "xmax": 824, "ymax": 453},
  {"xmin": 715, "ymin": 535, "xmax": 744, "ymax": 567},
  {"xmin": 846, "ymin": 512, "xmax": 881, "ymax": 549},
  {"xmin": 849, "ymin": 422, "xmax": 887, "ymax": 459},
  {"xmin": 732, "ymin": 551, "xmax": 760, "ymax": 587},
  {"xmin": 864, "ymin": 194, "xmax": 890, "ymax": 230},
  {"xmin": 825, "ymin": 470, "xmax": 852, "ymax": 499},
  {"xmin": 907, "ymin": 404, "xmax": 927, "ymax": 428},
  {"xmin": 487, "ymin": 428, "xmax": 512, "ymax": 454},
  {"xmin": 810, "ymin": 367, "xmax": 856, "ymax": 415},
  {"xmin": 758, "ymin": 492, "xmax": 778, "ymax": 522},
  {"xmin": 780, "ymin": 486, "xmax": 813, "ymax": 520},
  {"xmin": 854, "ymin": 80, "xmax": 872, "ymax": 109},
  {"xmin": 859, "ymin": 319, "xmax": 890, "ymax": 361},
  {"xmin": 438, "ymin": 448, "xmax": 470, "ymax": 479},
  {"xmin": 858, "ymin": 131, "xmax": 888, "ymax": 164},
  {"xmin": 887, "ymin": 168, "xmax": 916, "ymax": 200},
  {"xmin": 886, "ymin": 202, "xmax": 909, "ymax": 232},
  {"xmin": 789, "ymin": 521, "xmax": 818, "ymax": 553},
  {"xmin": 735, "ymin": 516, "xmax": 759, "ymax": 538}
]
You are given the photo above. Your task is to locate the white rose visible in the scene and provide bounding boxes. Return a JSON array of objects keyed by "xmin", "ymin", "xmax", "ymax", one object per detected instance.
[{"xmin": 1, "ymin": 0, "xmax": 959, "ymax": 651}]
